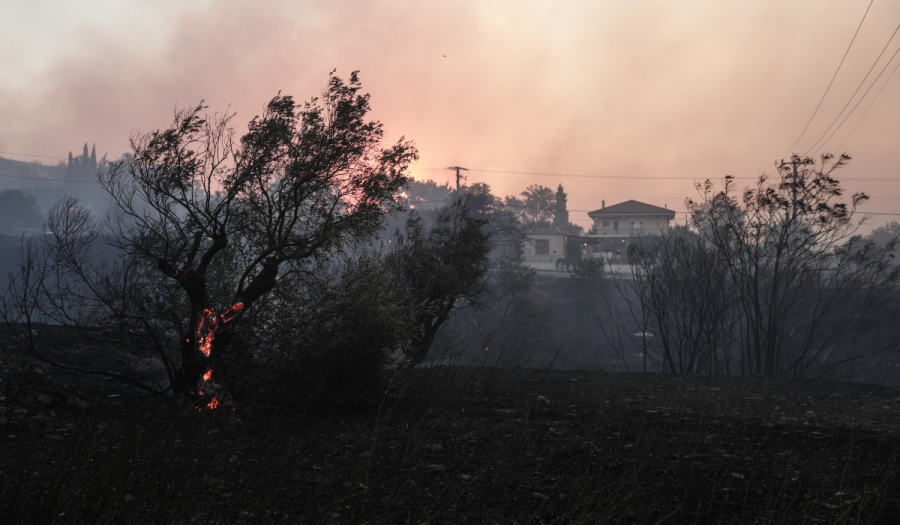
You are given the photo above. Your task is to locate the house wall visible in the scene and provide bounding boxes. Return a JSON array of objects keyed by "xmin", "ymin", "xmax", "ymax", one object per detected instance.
[
  {"xmin": 591, "ymin": 214, "xmax": 671, "ymax": 236},
  {"xmin": 522, "ymin": 234, "xmax": 567, "ymax": 265}
]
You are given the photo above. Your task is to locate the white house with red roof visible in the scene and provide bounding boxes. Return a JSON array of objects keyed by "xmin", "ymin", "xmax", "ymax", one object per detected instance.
[
  {"xmin": 521, "ymin": 200, "xmax": 676, "ymax": 270},
  {"xmin": 587, "ymin": 200, "xmax": 676, "ymax": 238}
]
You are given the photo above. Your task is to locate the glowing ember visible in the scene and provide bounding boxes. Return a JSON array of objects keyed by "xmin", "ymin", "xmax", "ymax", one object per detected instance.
[
  {"xmin": 194, "ymin": 302, "xmax": 245, "ymax": 410},
  {"xmin": 196, "ymin": 302, "xmax": 244, "ymax": 357},
  {"xmin": 197, "ymin": 307, "xmax": 216, "ymax": 357},
  {"xmin": 221, "ymin": 302, "xmax": 244, "ymax": 323}
]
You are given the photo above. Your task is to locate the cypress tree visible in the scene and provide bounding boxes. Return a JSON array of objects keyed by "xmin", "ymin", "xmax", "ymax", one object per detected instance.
[
  {"xmin": 553, "ymin": 184, "xmax": 569, "ymax": 228},
  {"xmin": 90, "ymin": 144, "xmax": 97, "ymax": 170}
]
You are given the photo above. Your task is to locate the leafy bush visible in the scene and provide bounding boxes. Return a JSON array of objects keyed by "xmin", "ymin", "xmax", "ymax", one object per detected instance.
[{"xmin": 253, "ymin": 252, "xmax": 409, "ymax": 406}]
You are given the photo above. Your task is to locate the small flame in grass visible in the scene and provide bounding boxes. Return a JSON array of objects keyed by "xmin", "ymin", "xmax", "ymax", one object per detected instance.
[
  {"xmin": 207, "ymin": 397, "xmax": 220, "ymax": 410},
  {"xmin": 203, "ymin": 369, "xmax": 213, "ymax": 382}
]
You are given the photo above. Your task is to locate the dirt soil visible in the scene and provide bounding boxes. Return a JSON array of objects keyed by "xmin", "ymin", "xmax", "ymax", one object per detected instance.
[{"xmin": 1, "ymin": 362, "xmax": 899, "ymax": 524}]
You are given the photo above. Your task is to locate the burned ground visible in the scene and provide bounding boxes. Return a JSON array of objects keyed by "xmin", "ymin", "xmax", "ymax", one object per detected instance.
[{"xmin": 1, "ymin": 354, "xmax": 899, "ymax": 524}]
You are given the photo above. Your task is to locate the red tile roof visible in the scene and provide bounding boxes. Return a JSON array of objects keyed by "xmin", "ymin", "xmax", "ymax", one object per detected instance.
[{"xmin": 588, "ymin": 200, "xmax": 675, "ymax": 217}]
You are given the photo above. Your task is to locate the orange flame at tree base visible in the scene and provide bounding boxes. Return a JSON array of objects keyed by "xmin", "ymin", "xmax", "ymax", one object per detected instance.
[
  {"xmin": 194, "ymin": 302, "xmax": 244, "ymax": 410},
  {"xmin": 197, "ymin": 302, "xmax": 244, "ymax": 357}
]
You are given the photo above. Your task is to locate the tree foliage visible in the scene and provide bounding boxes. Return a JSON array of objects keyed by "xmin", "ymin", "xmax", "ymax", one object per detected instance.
[
  {"xmin": 553, "ymin": 184, "xmax": 569, "ymax": 228},
  {"xmin": 620, "ymin": 154, "xmax": 899, "ymax": 378},
  {"xmin": 5, "ymin": 72, "xmax": 418, "ymax": 400},
  {"xmin": 387, "ymin": 197, "xmax": 491, "ymax": 366},
  {"xmin": 460, "ymin": 182, "xmax": 526, "ymax": 259},
  {"xmin": 520, "ymin": 184, "xmax": 555, "ymax": 226},
  {"xmin": 866, "ymin": 221, "xmax": 900, "ymax": 251},
  {"xmin": 251, "ymin": 251, "xmax": 410, "ymax": 404},
  {"xmin": 0, "ymin": 190, "xmax": 43, "ymax": 234}
]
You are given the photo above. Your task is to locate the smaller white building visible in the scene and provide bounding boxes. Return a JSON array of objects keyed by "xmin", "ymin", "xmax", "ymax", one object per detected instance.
[{"xmin": 522, "ymin": 226, "xmax": 584, "ymax": 271}]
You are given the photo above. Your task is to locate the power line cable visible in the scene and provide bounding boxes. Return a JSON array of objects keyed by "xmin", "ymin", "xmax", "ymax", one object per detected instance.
[
  {"xmin": 804, "ymin": 20, "xmax": 900, "ymax": 156},
  {"xmin": 784, "ymin": 0, "xmax": 874, "ymax": 158},
  {"xmin": 413, "ymin": 167, "xmax": 759, "ymax": 180},
  {"xmin": 407, "ymin": 199, "xmax": 900, "ymax": 216},
  {"xmin": 0, "ymin": 150, "xmax": 68, "ymax": 160},
  {"xmin": 0, "ymin": 173, "xmax": 99, "ymax": 184},
  {"xmin": 412, "ymin": 167, "xmax": 900, "ymax": 183},
  {"xmin": 812, "ymin": 41, "xmax": 900, "ymax": 156},
  {"xmin": 835, "ymin": 47, "xmax": 900, "ymax": 152}
]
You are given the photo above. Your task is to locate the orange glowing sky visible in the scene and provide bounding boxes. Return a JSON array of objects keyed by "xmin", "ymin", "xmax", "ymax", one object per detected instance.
[{"xmin": 2, "ymin": 0, "xmax": 899, "ymax": 229}]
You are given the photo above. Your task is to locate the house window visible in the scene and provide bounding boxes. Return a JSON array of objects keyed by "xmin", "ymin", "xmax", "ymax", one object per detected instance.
[
  {"xmin": 535, "ymin": 239, "xmax": 550, "ymax": 255},
  {"xmin": 602, "ymin": 221, "xmax": 610, "ymax": 228},
  {"xmin": 632, "ymin": 221, "xmax": 643, "ymax": 230}
]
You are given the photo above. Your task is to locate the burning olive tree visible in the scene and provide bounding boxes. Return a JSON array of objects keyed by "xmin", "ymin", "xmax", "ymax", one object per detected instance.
[{"xmin": 97, "ymin": 72, "xmax": 417, "ymax": 397}]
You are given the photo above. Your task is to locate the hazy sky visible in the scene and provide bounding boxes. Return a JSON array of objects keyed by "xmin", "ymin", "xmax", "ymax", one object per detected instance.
[{"xmin": 2, "ymin": 0, "xmax": 899, "ymax": 229}]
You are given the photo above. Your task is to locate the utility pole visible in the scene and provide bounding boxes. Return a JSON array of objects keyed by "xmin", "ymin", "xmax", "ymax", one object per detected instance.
[
  {"xmin": 779, "ymin": 157, "xmax": 812, "ymax": 216},
  {"xmin": 780, "ymin": 158, "xmax": 799, "ymax": 225},
  {"xmin": 446, "ymin": 166, "xmax": 468, "ymax": 191},
  {"xmin": 780, "ymin": 158, "xmax": 800, "ymax": 206}
]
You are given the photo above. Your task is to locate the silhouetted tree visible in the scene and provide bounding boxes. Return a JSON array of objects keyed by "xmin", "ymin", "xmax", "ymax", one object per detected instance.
[
  {"xmin": 7, "ymin": 72, "xmax": 417, "ymax": 400},
  {"xmin": 553, "ymin": 184, "xmax": 569, "ymax": 228},
  {"xmin": 600, "ymin": 155, "xmax": 900, "ymax": 378},
  {"xmin": 520, "ymin": 184, "xmax": 555, "ymax": 226},
  {"xmin": 627, "ymin": 227, "xmax": 739, "ymax": 374},
  {"xmin": 461, "ymin": 182, "xmax": 527, "ymax": 258},
  {"xmin": 253, "ymin": 250, "xmax": 411, "ymax": 404},
  {"xmin": 387, "ymin": 197, "xmax": 490, "ymax": 367},
  {"xmin": 403, "ymin": 179, "xmax": 453, "ymax": 209},
  {"xmin": 66, "ymin": 143, "xmax": 102, "ymax": 181},
  {"xmin": 867, "ymin": 221, "xmax": 900, "ymax": 252},
  {"xmin": 0, "ymin": 190, "xmax": 43, "ymax": 234}
]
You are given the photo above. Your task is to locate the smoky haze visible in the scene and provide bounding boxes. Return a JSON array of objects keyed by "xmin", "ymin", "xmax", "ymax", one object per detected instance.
[{"xmin": 2, "ymin": 0, "xmax": 900, "ymax": 231}]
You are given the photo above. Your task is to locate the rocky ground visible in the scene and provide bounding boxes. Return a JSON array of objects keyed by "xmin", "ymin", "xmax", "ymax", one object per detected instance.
[{"xmin": 1, "ymin": 359, "xmax": 899, "ymax": 524}]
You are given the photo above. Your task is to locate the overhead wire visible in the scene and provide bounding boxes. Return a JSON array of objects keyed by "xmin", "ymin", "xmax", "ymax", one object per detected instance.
[
  {"xmin": 812, "ymin": 42, "xmax": 900, "ymax": 156},
  {"xmin": 784, "ymin": 0, "xmax": 874, "ymax": 159},
  {"xmin": 835, "ymin": 46, "xmax": 900, "ymax": 152},
  {"xmin": 411, "ymin": 167, "xmax": 900, "ymax": 183},
  {"xmin": 803, "ymin": 19, "xmax": 900, "ymax": 156},
  {"xmin": 0, "ymin": 150, "xmax": 68, "ymax": 160},
  {"xmin": 0, "ymin": 173, "xmax": 99, "ymax": 184},
  {"xmin": 414, "ymin": 167, "xmax": 760, "ymax": 180}
]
